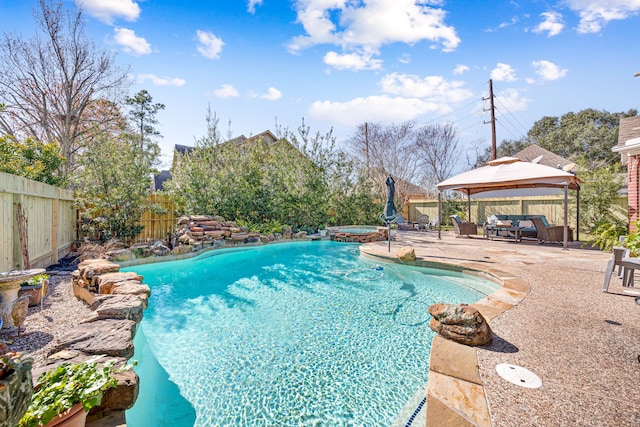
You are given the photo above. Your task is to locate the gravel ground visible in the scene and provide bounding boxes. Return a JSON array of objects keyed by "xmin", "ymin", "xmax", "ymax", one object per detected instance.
[{"xmin": 4, "ymin": 272, "xmax": 93, "ymax": 367}]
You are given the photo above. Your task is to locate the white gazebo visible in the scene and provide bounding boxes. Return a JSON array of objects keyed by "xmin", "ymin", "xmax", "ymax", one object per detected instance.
[{"xmin": 436, "ymin": 157, "xmax": 581, "ymax": 249}]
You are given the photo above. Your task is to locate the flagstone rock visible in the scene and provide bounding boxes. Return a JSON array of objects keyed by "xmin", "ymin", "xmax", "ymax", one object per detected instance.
[
  {"xmin": 428, "ymin": 303, "xmax": 492, "ymax": 346},
  {"xmin": 106, "ymin": 249, "xmax": 133, "ymax": 262},
  {"xmin": 89, "ymin": 368, "xmax": 139, "ymax": 419},
  {"xmin": 89, "ymin": 295, "xmax": 145, "ymax": 323},
  {"xmin": 95, "ymin": 272, "xmax": 143, "ymax": 294},
  {"xmin": 78, "ymin": 259, "xmax": 120, "ymax": 282},
  {"xmin": 51, "ymin": 319, "xmax": 137, "ymax": 359}
]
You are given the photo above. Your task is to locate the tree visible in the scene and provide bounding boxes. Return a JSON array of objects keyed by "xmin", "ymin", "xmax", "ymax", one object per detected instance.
[
  {"xmin": 414, "ymin": 123, "xmax": 462, "ymax": 191},
  {"xmin": 528, "ymin": 108, "xmax": 637, "ymax": 166},
  {"xmin": 0, "ymin": 0, "xmax": 128, "ymax": 175},
  {"xmin": 0, "ymin": 135, "xmax": 66, "ymax": 186},
  {"xmin": 167, "ymin": 113, "xmax": 382, "ymax": 229},
  {"xmin": 349, "ymin": 121, "xmax": 423, "ymax": 210},
  {"xmin": 125, "ymin": 90, "xmax": 165, "ymax": 147},
  {"xmin": 74, "ymin": 131, "xmax": 159, "ymax": 242}
]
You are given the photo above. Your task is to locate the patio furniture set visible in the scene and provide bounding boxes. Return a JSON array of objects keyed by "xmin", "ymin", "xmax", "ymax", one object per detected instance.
[
  {"xmin": 449, "ymin": 214, "xmax": 573, "ymax": 244},
  {"xmin": 397, "ymin": 214, "xmax": 439, "ymax": 232}
]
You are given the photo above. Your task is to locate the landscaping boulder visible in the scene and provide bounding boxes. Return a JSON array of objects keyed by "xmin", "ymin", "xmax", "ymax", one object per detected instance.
[
  {"xmin": 428, "ymin": 303, "xmax": 492, "ymax": 346},
  {"xmin": 397, "ymin": 246, "xmax": 416, "ymax": 261}
]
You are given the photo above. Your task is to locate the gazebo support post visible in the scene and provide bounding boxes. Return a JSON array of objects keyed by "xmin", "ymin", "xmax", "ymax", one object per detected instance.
[
  {"xmin": 437, "ymin": 191, "xmax": 442, "ymax": 240},
  {"xmin": 576, "ymin": 187, "xmax": 580, "ymax": 242},
  {"xmin": 467, "ymin": 191, "xmax": 471, "ymax": 222},
  {"xmin": 563, "ymin": 182, "xmax": 569, "ymax": 250}
]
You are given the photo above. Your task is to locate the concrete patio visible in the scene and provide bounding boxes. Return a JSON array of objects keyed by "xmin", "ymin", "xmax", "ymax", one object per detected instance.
[{"xmin": 361, "ymin": 230, "xmax": 640, "ymax": 427}]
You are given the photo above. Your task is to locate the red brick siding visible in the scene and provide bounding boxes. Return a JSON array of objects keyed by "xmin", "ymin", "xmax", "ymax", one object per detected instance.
[{"xmin": 629, "ymin": 155, "xmax": 639, "ymax": 231}]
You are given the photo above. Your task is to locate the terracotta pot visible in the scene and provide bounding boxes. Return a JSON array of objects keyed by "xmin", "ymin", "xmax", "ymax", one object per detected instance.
[
  {"xmin": 18, "ymin": 279, "xmax": 49, "ymax": 306},
  {"xmin": 45, "ymin": 403, "xmax": 87, "ymax": 427}
]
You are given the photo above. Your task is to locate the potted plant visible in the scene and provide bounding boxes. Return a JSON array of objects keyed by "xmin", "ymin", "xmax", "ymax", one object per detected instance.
[
  {"xmin": 319, "ymin": 224, "xmax": 327, "ymax": 237},
  {"xmin": 19, "ymin": 274, "xmax": 49, "ymax": 307},
  {"xmin": 0, "ymin": 352, "xmax": 34, "ymax": 426},
  {"xmin": 19, "ymin": 356, "xmax": 124, "ymax": 427}
]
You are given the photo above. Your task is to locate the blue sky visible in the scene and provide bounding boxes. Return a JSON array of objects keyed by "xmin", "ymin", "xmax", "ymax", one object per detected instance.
[{"xmin": 2, "ymin": 0, "xmax": 640, "ymax": 168}]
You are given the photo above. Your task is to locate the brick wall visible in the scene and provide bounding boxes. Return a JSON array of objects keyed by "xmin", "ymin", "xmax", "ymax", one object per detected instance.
[{"xmin": 629, "ymin": 155, "xmax": 639, "ymax": 230}]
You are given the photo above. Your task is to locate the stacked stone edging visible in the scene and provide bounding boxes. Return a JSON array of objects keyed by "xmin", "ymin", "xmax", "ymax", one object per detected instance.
[
  {"xmin": 34, "ymin": 258, "xmax": 151, "ymax": 423},
  {"xmin": 330, "ymin": 227, "xmax": 388, "ymax": 243},
  {"xmin": 105, "ymin": 215, "xmax": 320, "ymax": 264}
]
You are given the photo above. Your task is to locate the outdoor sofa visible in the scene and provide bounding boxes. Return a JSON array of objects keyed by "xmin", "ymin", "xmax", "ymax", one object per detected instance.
[{"xmin": 484, "ymin": 214, "xmax": 553, "ymax": 239}]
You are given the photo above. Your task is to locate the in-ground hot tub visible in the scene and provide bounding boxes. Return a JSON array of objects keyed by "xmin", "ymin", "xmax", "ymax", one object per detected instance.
[{"xmin": 328, "ymin": 225, "xmax": 388, "ymax": 242}]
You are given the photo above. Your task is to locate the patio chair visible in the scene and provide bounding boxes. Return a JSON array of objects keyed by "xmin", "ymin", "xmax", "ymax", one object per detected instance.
[
  {"xmin": 531, "ymin": 217, "xmax": 566, "ymax": 244},
  {"xmin": 603, "ymin": 246, "xmax": 635, "ymax": 291},
  {"xmin": 449, "ymin": 215, "xmax": 477, "ymax": 238},
  {"xmin": 416, "ymin": 215, "xmax": 430, "ymax": 231},
  {"xmin": 396, "ymin": 215, "xmax": 415, "ymax": 231},
  {"xmin": 429, "ymin": 215, "xmax": 440, "ymax": 230}
]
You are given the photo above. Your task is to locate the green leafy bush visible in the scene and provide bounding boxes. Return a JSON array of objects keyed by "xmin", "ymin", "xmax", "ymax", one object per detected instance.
[
  {"xmin": 584, "ymin": 219, "xmax": 628, "ymax": 252},
  {"xmin": 19, "ymin": 357, "xmax": 126, "ymax": 427}
]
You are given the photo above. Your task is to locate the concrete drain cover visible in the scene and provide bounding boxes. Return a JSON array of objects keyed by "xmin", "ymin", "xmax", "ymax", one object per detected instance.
[{"xmin": 495, "ymin": 363, "xmax": 542, "ymax": 389}]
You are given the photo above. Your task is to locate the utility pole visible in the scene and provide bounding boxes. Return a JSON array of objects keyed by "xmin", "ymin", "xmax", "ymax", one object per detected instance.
[{"xmin": 483, "ymin": 79, "xmax": 497, "ymax": 160}]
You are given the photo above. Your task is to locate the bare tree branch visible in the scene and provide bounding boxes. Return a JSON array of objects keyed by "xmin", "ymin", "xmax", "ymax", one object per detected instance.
[{"xmin": 0, "ymin": 0, "xmax": 129, "ymax": 174}]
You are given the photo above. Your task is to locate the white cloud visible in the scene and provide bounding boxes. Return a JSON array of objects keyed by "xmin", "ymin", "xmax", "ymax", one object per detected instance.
[
  {"xmin": 533, "ymin": 11, "xmax": 564, "ymax": 37},
  {"xmin": 259, "ymin": 87, "xmax": 282, "ymax": 101},
  {"xmin": 135, "ymin": 74, "xmax": 186, "ymax": 86},
  {"xmin": 491, "ymin": 63, "xmax": 517, "ymax": 82},
  {"xmin": 196, "ymin": 30, "xmax": 224, "ymax": 59},
  {"xmin": 398, "ymin": 53, "xmax": 411, "ymax": 64},
  {"xmin": 214, "ymin": 84, "xmax": 239, "ymax": 98},
  {"xmin": 565, "ymin": 0, "xmax": 640, "ymax": 33},
  {"xmin": 113, "ymin": 28, "xmax": 151, "ymax": 55},
  {"xmin": 532, "ymin": 60, "xmax": 568, "ymax": 81},
  {"xmin": 309, "ymin": 95, "xmax": 441, "ymax": 127},
  {"xmin": 494, "ymin": 88, "xmax": 530, "ymax": 113},
  {"xmin": 288, "ymin": 0, "xmax": 460, "ymax": 68},
  {"xmin": 379, "ymin": 73, "xmax": 473, "ymax": 103},
  {"xmin": 76, "ymin": 0, "xmax": 140, "ymax": 24},
  {"xmin": 247, "ymin": 0, "xmax": 263, "ymax": 14},
  {"xmin": 453, "ymin": 64, "xmax": 469, "ymax": 75},
  {"xmin": 323, "ymin": 51, "xmax": 383, "ymax": 71}
]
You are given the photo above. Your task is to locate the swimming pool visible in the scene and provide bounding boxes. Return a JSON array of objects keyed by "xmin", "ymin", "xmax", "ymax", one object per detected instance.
[{"xmin": 124, "ymin": 241, "xmax": 498, "ymax": 426}]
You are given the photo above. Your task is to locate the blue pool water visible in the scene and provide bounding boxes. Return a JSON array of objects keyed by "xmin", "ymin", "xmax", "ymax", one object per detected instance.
[{"xmin": 124, "ymin": 241, "xmax": 498, "ymax": 426}]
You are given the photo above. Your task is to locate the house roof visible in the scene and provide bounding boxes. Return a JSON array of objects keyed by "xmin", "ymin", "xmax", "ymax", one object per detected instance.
[
  {"xmin": 174, "ymin": 144, "xmax": 194, "ymax": 156},
  {"xmin": 153, "ymin": 170, "xmax": 172, "ymax": 191},
  {"xmin": 613, "ymin": 116, "xmax": 640, "ymax": 163},
  {"xmin": 617, "ymin": 116, "xmax": 640, "ymax": 146},
  {"xmin": 175, "ymin": 130, "xmax": 281, "ymax": 155},
  {"xmin": 514, "ymin": 145, "xmax": 575, "ymax": 171}
]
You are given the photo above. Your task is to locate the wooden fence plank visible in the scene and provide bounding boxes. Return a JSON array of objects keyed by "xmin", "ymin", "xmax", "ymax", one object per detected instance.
[{"xmin": 0, "ymin": 172, "xmax": 75, "ymax": 271}]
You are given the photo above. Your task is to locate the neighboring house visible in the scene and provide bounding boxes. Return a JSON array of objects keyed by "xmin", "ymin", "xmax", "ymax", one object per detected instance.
[
  {"xmin": 513, "ymin": 145, "xmax": 576, "ymax": 172},
  {"xmin": 613, "ymin": 116, "xmax": 640, "ymax": 227},
  {"xmin": 154, "ymin": 130, "xmax": 297, "ymax": 191}
]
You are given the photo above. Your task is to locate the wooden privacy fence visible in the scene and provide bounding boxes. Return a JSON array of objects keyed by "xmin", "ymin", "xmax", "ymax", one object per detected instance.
[
  {"xmin": 0, "ymin": 172, "xmax": 76, "ymax": 272},
  {"xmin": 407, "ymin": 194, "xmax": 629, "ymax": 230},
  {"xmin": 136, "ymin": 194, "xmax": 176, "ymax": 241}
]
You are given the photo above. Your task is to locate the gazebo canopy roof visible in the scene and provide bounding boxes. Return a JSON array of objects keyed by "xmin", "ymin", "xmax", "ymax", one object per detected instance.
[{"xmin": 437, "ymin": 157, "xmax": 581, "ymax": 195}]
